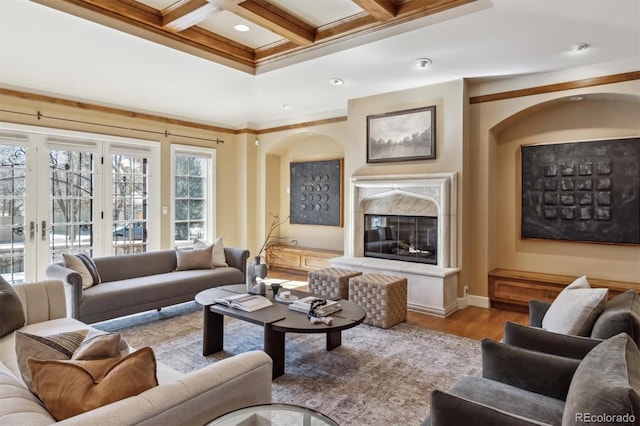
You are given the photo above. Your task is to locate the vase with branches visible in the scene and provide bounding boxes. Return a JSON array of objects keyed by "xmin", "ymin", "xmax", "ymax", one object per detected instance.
[
  {"xmin": 257, "ymin": 213, "xmax": 298, "ymax": 265},
  {"xmin": 246, "ymin": 213, "xmax": 297, "ymax": 294}
]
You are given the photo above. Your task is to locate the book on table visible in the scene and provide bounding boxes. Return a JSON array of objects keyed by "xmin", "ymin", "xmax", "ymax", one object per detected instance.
[
  {"xmin": 288, "ymin": 296, "xmax": 342, "ymax": 315},
  {"xmin": 214, "ymin": 293, "xmax": 273, "ymax": 312}
]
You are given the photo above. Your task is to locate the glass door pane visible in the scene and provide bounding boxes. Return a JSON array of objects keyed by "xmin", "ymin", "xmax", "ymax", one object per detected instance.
[
  {"xmin": 112, "ymin": 153, "xmax": 149, "ymax": 254},
  {"xmin": 48, "ymin": 149, "xmax": 96, "ymax": 264},
  {"xmin": 0, "ymin": 143, "xmax": 27, "ymax": 283}
]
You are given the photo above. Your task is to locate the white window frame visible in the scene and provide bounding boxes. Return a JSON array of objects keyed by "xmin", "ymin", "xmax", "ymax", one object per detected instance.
[
  {"xmin": 0, "ymin": 122, "xmax": 161, "ymax": 278},
  {"xmin": 170, "ymin": 144, "xmax": 216, "ymax": 247}
]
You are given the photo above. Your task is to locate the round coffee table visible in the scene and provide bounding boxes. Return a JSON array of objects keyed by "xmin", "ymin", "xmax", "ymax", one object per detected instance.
[
  {"xmin": 208, "ymin": 403, "xmax": 338, "ymax": 426},
  {"xmin": 195, "ymin": 284, "xmax": 366, "ymax": 378}
]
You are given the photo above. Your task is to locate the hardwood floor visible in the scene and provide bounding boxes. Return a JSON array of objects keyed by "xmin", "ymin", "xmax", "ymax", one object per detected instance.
[{"xmin": 267, "ymin": 269, "xmax": 529, "ymax": 341}]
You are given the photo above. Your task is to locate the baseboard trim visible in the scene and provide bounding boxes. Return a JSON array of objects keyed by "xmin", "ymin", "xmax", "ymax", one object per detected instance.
[
  {"xmin": 457, "ymin": 295, "xmax": 491, "ymax": 309},
  {"xmin": 408, "ymin": 301, "xmax": 459, "ymax": 318}
]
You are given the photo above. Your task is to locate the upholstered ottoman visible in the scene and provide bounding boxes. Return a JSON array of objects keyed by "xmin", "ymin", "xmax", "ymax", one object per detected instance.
[
  {"xmin": 308, "ymin": 267, "xmax": 362, "ymax": 299},
  {"xmin": 349, "ymin": 273, "xmax": 407, "ymax": 329}
]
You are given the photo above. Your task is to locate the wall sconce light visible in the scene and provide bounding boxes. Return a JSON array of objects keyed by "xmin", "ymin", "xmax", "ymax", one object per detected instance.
[{"xmin": 255, "ymin": 139, "xmax": 260, "ymax": 146}]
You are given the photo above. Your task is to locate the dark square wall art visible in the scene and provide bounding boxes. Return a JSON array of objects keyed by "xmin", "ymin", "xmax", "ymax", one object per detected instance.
[
  {"xmin": 521, "ymin": 137, "xmax": 640, "ymax": 244},
  {"xmin": 290, "ymin": 159, "xmax": 343, "ymax": 226}
]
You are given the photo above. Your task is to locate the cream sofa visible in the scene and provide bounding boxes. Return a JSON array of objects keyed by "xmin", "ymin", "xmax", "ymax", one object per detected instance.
[{"xmin": 0, "ymin": 280, "xmax": 272, "ymax": 425}]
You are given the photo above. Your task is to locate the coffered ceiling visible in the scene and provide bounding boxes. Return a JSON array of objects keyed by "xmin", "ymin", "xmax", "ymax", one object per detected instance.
[
  {"xmin": 1, "ymin": 1, "xmax": 639, "ymax": 129},
  {"xmin": 32, "ymin": 0, "xmax": 474, "ymax": 73}
]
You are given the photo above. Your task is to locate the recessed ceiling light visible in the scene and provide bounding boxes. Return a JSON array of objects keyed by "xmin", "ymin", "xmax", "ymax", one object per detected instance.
[
  {"xmin": 570, "ymin": 96, "xmax": 584, "ymax": 101},
  {"xmin": 569, "ymin": 43, "xmax": 588, "ymax": 53},
  {"xmin": 234, "ymin": 24, "xmax": 250, "ymax": 32},
  {"xmin": 329, "ymin": 78, "xmax": 344, "ymax": 86},
  {"xmin": 414, "ymin": 58, "xmax": 432, "ymax": 68},
  {"xmin": 281, "ymin": 104, "xmax": 292, "ymax": 110}
]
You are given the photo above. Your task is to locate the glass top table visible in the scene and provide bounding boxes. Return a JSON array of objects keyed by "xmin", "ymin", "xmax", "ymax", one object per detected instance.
[{"xmin": 209, "ymin": 403, "xmax": 339, "ymax": 426}]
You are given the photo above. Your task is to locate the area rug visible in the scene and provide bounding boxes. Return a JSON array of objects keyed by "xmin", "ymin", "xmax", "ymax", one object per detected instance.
[{"xmin": 94, "ymin": 302, "xmax": 481, "ymax": 425}]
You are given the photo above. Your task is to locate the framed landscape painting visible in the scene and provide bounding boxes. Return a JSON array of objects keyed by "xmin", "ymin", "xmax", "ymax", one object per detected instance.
[{"xmin": 367, "ymin": 105, "xmax": 436, "ymax": 163}]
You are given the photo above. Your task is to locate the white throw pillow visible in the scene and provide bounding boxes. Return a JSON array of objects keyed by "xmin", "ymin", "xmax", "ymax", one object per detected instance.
[
  {"xmin": 194, "ymin": 236, "xmax": 228, "ymax": 267},
  {"xmin": 542, "ymin": 275, "xmax": 608, "ymax": 336},
  {"xmin": 62, "ymin": 254, "xmax": 101, "ymax": 290}
]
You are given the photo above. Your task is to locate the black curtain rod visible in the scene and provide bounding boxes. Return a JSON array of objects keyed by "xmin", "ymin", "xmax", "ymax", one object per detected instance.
[{"xmin": 0, "ymin": 109, "xmax": 225, "ymax": 145}]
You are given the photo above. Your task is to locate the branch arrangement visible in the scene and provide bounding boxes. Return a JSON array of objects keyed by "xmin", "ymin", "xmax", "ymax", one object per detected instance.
[{"xmin": 257, "ymin": 213, "xmax": 298, "ymax": 259}]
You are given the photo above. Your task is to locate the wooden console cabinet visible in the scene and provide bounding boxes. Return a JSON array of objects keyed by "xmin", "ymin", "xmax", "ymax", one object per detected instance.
[
  {"xmin": 266, "ymin": 245, "xmax": 343, "ymax": 274},
  {"xmin": 488, "ymin": 268, "xmax": 639, "ymax": 312}
]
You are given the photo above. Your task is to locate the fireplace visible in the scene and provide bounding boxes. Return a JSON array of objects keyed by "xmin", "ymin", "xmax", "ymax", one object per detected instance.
[
  {"xmin": 364, "ymin": 214, "xmax": 437, "ymax": 264},
  {"xmin": 331, "ymin": 173, "xmax": 460, "ymax": 317}
]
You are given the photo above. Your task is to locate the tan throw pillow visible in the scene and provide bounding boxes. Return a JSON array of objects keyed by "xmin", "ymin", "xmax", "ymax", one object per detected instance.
[
  {"xmin": 175, "ymin": 244, "xmax": 214, "ymax": 271},
  {"xmin": 62, "ymin": 253, "xmax": 101, "ymax": 290},
  {"xmin": 542, "ymin": 275, "xmax": 609, "ymax": 336},
  {"xmin": 194, "ymin": 236, "xmax": 228, "ymax": 267},
  {"xmin": 28, "ymin": 347, "xmax": 158, "ymax": 421},
  {"xmin": 0, "ymin": 275, "xmax": 25, "ymax": 338}
]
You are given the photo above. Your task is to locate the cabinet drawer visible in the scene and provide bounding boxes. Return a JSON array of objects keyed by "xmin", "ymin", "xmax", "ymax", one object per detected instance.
[{"xmin": 302, "ymin": 255, "xmax": 332, "ymax": 270}]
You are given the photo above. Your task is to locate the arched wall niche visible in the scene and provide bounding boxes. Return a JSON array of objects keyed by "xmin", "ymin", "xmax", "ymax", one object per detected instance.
[
  {"xmin": 488, "ymin": 92, "xmax": 640, "ymax": 281},
  {"xmin": 261, "ymin": 131, "xmax": 346, "ymax": 252}
]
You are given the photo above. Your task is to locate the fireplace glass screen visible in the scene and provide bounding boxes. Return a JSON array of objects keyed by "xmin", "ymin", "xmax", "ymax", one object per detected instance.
[{"xmin": 364, "ymin": 214, "xmax": 437, "ymax": 264}]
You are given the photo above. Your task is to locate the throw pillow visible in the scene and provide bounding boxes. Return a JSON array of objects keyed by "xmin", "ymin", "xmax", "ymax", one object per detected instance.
[
  {"xmin": 541, "ymin": 275, "xmax": 608, "ymax": 336},
  {"xmin": 15, "ymin": 329, "xmax": 89, "ymax": 393},
  {"xmin": 28, "ymin": 347, "xmax": 158, "ymax": 421},
  {"xmin": 175, "ymin": 244, "xmax": 214, "ymax": 271},
  {"xmin": 0, "ymin": 275, "xmax": 25, "ymax": 338},
  {"xmin": 15, "ymin": 329, "xmax": 127, "ymax": 392},
  {"xmin": 563, "ymin": 333, "xmax": 640, "ymax": 426},
  {"xmin": 591, "ymin": 290, "xmax": 640, "ymax": 346},
  {"xmin": 71, "ymin": 329, "xmax": 128, "ymax": 360},
  {"xmin": 62, "ymin": 253, "xmax": 101, "ymax": 290},
  {"xmin": 194, "ymin": 236, "xmax": 228, "ymax": 267}
]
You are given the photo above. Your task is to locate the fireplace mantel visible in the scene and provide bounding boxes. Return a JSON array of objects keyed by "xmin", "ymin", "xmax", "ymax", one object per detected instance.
[
  {"xmin": 333, "ymin": 173, "xmax": 459, "ymax": 317},
  {"xmin": 349, "ymin": 173, "xmax": 457, "ymax": 268}
]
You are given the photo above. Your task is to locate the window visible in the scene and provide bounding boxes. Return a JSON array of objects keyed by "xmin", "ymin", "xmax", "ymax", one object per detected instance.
[{"xmin": 171, "ymin": 145, "xmax": 216, "ymax": 246}]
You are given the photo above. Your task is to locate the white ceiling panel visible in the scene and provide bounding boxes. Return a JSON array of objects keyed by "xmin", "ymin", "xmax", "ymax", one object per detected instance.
[
  {"xmin": 197, "ymin": 10, "xmax": 284, "ymax": 48},
  {"xmin": 135, "ymin": 0, "xmax": 176, "ymax": 12},
  {"xmin": 269, "ymin": 0, "xmax": 365, "ymax": 27}
]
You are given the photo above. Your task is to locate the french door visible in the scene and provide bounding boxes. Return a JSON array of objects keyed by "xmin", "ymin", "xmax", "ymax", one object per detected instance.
[
  {"xmin": 0, "ymin": 138, "xmax": 30, "ymax": 283},
  {"xmin": 0, "ymin": 123, "xmax": 159, "ymax": 283}
]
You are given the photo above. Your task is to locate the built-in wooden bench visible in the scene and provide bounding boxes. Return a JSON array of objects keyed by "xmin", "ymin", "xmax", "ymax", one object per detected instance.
[
  {"xmin": 266, "ymin": 245, "xmax": 342, "ymax": 274},
  {"xmin": 488, "ymin": 268, "xmax": 640, "ymax": 312}
]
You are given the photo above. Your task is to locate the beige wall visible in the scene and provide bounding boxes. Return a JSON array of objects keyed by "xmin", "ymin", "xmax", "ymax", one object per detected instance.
[
  {"xmin": 252, "ymin": 123, "xmax": 348, "ymax": 256},
  {"xmin": 3, "ymin": 68, "xmax": 638, "ymax": 298},
  {"xmin": 469, "ymin": 80, "xmax": 640, "ymax": 297},
  {"xmin": 346, "ymin": 79, "xmax": 468, "ymax": 291}
]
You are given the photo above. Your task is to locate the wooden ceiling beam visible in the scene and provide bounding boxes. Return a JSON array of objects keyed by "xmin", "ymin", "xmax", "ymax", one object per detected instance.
[
  {"xmin": 33, "ymin": 0, "xmax": 476, "ymax": 72},
  {"xmin": 208, "ymin": 0, "xmax": 315, "ymax": 46},
  {"xmin": 33, "ymin": 0, "xmax": 255, "ymax": 66},
  {"xmin": 162, "ymin": 0, "xmax": 220, "ymax": 32},
  {"xmin": 351, "ymin": 0, "xmax": 397, "ymax": 21}
]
